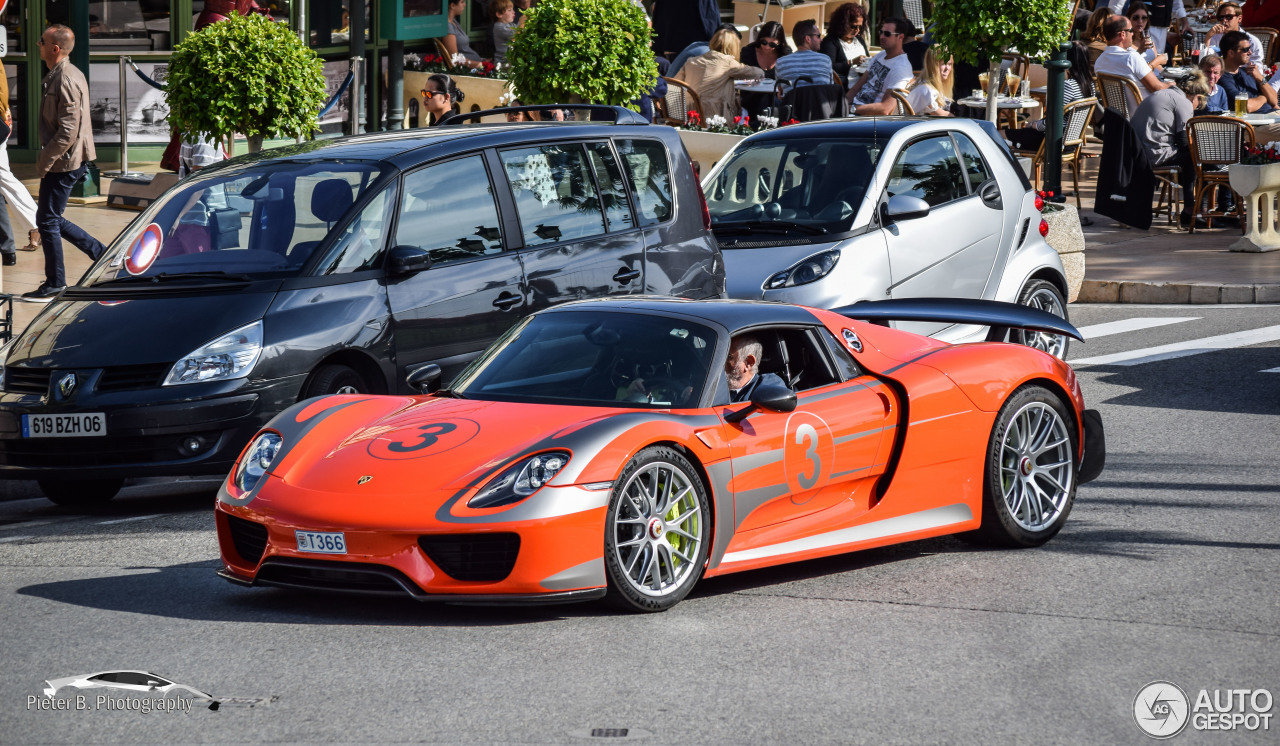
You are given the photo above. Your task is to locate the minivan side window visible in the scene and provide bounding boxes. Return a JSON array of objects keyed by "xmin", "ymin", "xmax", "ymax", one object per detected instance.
[
  {"xmin": 315, "ymin": 183, "xmax": 396, "ymax": 275},
  {"xmin": 615, "ymin": 138, "xmax": 673, "ymax": 226},
  {"xmin": 499, "ymin": 144, "xmax": 607, "ymax": 246},
  {"xmin": 585, "ymin": 142, "xmax": 637, "ymax": 233},
  {"xmin": 395, "ymin": 155, "xmax": 505, "ymax": 264},
  {"xmin": 885, "ymin": 136, "xmax": 968, "ymax": 207}
]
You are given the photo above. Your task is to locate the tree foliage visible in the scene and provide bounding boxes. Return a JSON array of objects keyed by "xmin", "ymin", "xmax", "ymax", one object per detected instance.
[
  {"xmin": 929, "ymin": 0, "xmax": 1073, "ymax": 67},
  {"xmin": 166, "ymin": 12, "xmax": 327, "ymax": 146},
  {"xmin": 505, "ymin": 0, "xmax": 657, "ymax": 109}
]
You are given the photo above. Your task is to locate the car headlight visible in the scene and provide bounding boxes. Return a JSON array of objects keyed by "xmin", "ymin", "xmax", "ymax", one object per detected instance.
[
  {"xmin": 165, "ymin": 320, "xmax": 263, "ymax": 386},
  {"xmin": 764, "ymin": 250, "xmax": 841, "ymax": 289},
  {"xmin": 468, "ymin": 451, "xmax": 571, "ymax": 509},
  {"xmin": 233, "ymin": 431, "xmax": 282, "ymax": 493}
]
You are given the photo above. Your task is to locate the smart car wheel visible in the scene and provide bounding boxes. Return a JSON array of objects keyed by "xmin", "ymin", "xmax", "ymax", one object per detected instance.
[
  {"xmin": 604, "ymin": 446, "xmax": 710, "ymax": 612},
  {"xmin": 1009, "ymin": 280, "xmax": 1070, "ymax": 359},
  {"xmin": 302, "ymin": 364, "xmax": 367, "ymax": 399},
  {"xmin": 38, "ymin": 478, "xmax": 124, "ymax": 508},
  {"xmin": 975, "ymin": 385, "xmax": 1078, "ymax": 547}
]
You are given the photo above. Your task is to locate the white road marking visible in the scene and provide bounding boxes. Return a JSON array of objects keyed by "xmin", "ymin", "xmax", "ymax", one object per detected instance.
[
  {"xmin": 0, "ymin": 519, "xmax": 53, "ymax": 532},
  {"xmin": 1076, "ymin": 317, "xmax": 1198, "ymax": 339},
  {"xmin": 97, "ymin": 514, "xmax": 165, "ymax": 525},
  {"xmin": 1263, "ymin": 367, "xmax": 1280, "ymax": 373},
  {"xmin": 1072, "ymin": 325, "xmax": 1280, "ymax": 367},
  {"xmin": 0, "ymin": 535, "xmax": 34, "ymax": 543}
]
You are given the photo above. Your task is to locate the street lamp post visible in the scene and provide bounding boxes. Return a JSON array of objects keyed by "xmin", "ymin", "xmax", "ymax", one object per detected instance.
[{"xmin": 1042, "ymin": 41, "xmax": 1072, "ymax": 203}]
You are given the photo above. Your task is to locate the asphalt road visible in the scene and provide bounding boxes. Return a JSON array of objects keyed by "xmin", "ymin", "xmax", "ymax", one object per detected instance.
[{"xmin": 1, "ymin": 303, "xmax": 1277, "ymax": 745}]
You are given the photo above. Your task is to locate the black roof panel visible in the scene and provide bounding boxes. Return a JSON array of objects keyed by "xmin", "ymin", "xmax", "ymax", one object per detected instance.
[
  {"xmin": 545, "ymin": 297, "xmax": 822, "ymax": 333},
  {"xmin": 745, "ymin": 116, "xmax": 931, "ymax": 144}
]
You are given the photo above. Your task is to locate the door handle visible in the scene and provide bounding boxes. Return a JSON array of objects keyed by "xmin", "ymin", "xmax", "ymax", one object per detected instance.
[
  {"xmin": 980, "ymin": 182, "xmax": 1001, "ymax": 206},
  {"xmin": 613, "ymin": 267, "xmax": 641, "ymax": 284},
  {"xmin": 492, "ymin": 293, "xmax": 522, "ymax": 310}
]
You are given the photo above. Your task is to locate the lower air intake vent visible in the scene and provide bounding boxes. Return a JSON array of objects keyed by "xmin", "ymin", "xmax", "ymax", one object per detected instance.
[
  {"xmin": 225, "ymin": 514, "xmax": 268, "ymax": 565},
  {"xmin": 418, "ymin": 533, "xmax": 520, "ymax": 582},
  {"xmin": 255, "ymin": 558, "xmax": 418, "ymax": 596}
]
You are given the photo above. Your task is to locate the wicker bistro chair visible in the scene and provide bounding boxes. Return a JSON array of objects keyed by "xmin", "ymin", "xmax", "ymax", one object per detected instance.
[
  {"xmin": 1011, "ymin": 97, "xmax": 1097, "ymax": 208},
  {"xmin": 1186, "ymin": 115, "xmax": 1256, "ymax": 233},
  {"xmin": 432, "ymin": 37, "xmax": 458, "ymax": 71},
  {"xmin": 1245, "ymin": 27, "xmax": 1279, "ymax": 65},
  {"xmin": 660, "ymin": 77, "xmax": 704, "ymax": 126},
  {"xmin": 1095, "ymin": 72, "xmax": 1145, "ymax": 120},
  {"xmin": 887, "ymin": 88, "xmax": 914, "ymax": 115}
]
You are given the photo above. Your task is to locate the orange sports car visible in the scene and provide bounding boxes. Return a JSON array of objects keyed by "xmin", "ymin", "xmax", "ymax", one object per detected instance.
[{"xmin": 215, "ymin": 298, "xmax": 1104, "ymax": 612}]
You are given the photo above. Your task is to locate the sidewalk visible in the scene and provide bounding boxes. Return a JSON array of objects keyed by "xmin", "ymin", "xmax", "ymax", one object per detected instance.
[{"xmin": 1, "ymin": 154, "xmax": 1277, "ymax": 342}]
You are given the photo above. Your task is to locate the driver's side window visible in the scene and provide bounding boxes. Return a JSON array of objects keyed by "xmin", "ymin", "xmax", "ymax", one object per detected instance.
[
  {"xmin": 885, "ymin": 136, "xmax": 968, "ymax": 208},
  {"xmin": 314, "ymin": 184, "xmax": 396, "ymax": 275},
  {"xmin": 395, "ymin": 155, "xmax": 505, "ymax": 264}
]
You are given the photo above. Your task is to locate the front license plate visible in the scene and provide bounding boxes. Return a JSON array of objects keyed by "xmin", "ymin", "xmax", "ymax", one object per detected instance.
[
  {"xmin": 22, "ymin": 413, "xmax": 107, "ymax": 438},
  {"xmin": 295, "ymin": 530, "xmax": 346, "ymax": 554}
]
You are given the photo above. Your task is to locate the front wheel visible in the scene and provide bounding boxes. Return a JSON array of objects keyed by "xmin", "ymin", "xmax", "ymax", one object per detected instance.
[
  {"xmin": 301, "ymin": 364, "xmax": 367, "ymax": 399},
  {"xmin": 38, "ymin": 478, "xmax": 124, "ymax": 509},
  {"xmin": 1009, "ymin": 280, "xmax": 1070, "ymax": 359},
  {"xmin": 973, "ymin": 385, "xmax": 1078, "ymax": 547},
  {"xmin": 603, "ymin": 447, "xmax": 710, "ymax": 612}
]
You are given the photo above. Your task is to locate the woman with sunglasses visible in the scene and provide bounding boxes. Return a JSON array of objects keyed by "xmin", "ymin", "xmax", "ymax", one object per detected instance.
[
  {"xmin": 421, "ymin": 74, "xmax": 465, "ymax": 127},
  {"xmin": 820, "ymin": 3, "xmax": 870, "ymax": 88},
  {"xmin": 1127, "ymin": 3, "xmax": 1167, "ymax": 70},
  {"xmin": 740, "ymin": 21, "xmax": 790, "ymax": 121}
]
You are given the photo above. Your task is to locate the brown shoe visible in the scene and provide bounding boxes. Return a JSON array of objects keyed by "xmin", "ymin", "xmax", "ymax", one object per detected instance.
[{"xmin": 20, "ymin": 230, "xmax": 39, "ymax": 251}]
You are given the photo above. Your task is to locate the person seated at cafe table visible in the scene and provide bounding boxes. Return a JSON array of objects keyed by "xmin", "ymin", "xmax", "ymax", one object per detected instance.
[
  {"xmin": 1093, "ymin": 15, "xmax": 1174, "ymax": 107},
  {"xmin": 820, "ymin": 2, "xmax": 870, "ymax": 88},
  {"xmin": 1208, "ymin": 2, "xmax": 1263, "ymax": 67},
  {"xmin": 1217, "ymin": 30, "xmax": 1277, "ymax": 116},
  {"xmin": 673, "ymin": 27, "xmax": 765, "ymax": 121},
  {"xmin": 1107, "ymin": 0, "xmax": 1190, "ymax": 62},
  {"xmin": 1127, "ymin": 3, "xmax": 1167, "ymax": 72},
  {"xmin": 906, "ymin": 48, "xmax": 953, "ymax": 116},
  {"xmin": 846, "ymin": 16, "xmax": 915, "ymax": 115},
  {"xmin": 1084, "ymin": 7, "xmax": 1114, "ymax": 69},
  {"xmin": 1199, "ymin": 54, "xmax": 1228, "ymax": 113},
  {"xmin": 1005, "ymin": 42, "xmax": 1095, "ymax": 152},
  {"xmin": 774, "ymin": 19, "xmax": 836, "ymax": 94},
  {"xmin": 1131, "ymin": 71, "xmax": 1210, "ymax": 229}
]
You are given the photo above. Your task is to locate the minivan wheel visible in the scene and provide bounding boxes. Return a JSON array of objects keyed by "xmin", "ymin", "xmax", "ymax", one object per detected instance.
[
  {"xmin": 38, "ymin": 478, "xmax": 124, "ymax": 508},
  {"xmin": 1009, "ymin": 280, "xmax": 1070, "ymax": 359},
  {"xmin": 302, "ymin": 364, "xmax": 367, "ymax": 399}
]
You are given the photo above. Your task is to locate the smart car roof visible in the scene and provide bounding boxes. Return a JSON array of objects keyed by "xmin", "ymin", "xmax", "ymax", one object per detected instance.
[
  {"xmin": 743, "ymin": 116, "xmax": 932, "ymax": 144},
  {"xmin": 547, "ymin": 297, "xmax": 822, "ymax": 333}
]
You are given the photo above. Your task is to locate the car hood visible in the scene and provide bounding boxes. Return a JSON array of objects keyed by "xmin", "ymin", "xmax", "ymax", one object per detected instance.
[
  {"xmin": 5, "ymin": 293, "xmax": 276, "ymax": 368},
  {"xmin": 719, "ymin": 240, "xmax": 844, "ymax": 300}
]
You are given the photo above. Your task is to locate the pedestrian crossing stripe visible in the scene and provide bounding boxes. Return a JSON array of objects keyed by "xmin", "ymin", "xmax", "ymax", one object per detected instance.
[
  {"xmin": 1263, "ymin": 368, "xmax": 1280, "ymax": 373},
  {"xmin": 1071, "ymin": 325, "xmax": 1280, "ymax": 367},
  {"xmin": 1075, "ymin": 317, "xmax": 1199, "ymax": 340}
]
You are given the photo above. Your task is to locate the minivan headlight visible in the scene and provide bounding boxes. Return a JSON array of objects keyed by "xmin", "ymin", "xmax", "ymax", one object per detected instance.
[
  {"xmin": 165, "ymin": 321, "xmax": 263, "ymax": 386},
  {"xmin": 233, "ymin": 431, "xmax": 282, "ymax": 493},
  {"xmin": 468, "ymin": 451, "xmax": 571, "ymax": 509},
  {"xmin": 764, "ymin": 250, "xmax": 840, "ymax": 289}
]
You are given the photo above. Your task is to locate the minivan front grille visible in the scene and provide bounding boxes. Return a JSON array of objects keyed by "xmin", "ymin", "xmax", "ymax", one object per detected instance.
[
  {"xmin": 4, "ymin": 367, "xmax": 53, "ymax": 396},
  {"xmin": 97, "ymin": 363, "xmax": 172, "ymax": 392}
]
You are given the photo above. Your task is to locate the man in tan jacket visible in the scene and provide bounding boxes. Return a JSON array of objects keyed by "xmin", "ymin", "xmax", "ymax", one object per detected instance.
[{"xmin": 24, "ymin": 24, "xmax": 106, "ymax": 300}]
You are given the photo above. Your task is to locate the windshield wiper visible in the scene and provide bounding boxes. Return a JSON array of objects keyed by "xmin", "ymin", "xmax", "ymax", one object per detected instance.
[
  {"xmin": 93, "ymin": 271, "xmax": 253, "ymax": 286},
  {"xmin": 713, "ymin": 220, "xmax": 828, "ymax": 235}
]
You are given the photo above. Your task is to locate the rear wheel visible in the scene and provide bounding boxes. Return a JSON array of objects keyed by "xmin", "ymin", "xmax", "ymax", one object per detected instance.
[
  {"xmin": 603, "ymin": 447, "xmax": 710, "ymax": 612},
  {"xmin": 1009, "ymin": 280, "xmax": 1069, "ymax": 359},
  {"xmin": 301, "ymin": 364, "xmax": 367, "ymax": 399},
  {"xmin": 38, "ymin": 478, "xmax": 124, "ymax": 508},
  {"xmin": 974, "ymin": 385, "xmax": 1078, "ymax": 547}
]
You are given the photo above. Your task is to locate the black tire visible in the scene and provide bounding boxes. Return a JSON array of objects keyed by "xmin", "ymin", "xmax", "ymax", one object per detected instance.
[
  {"xmin": 603, "ymin": 446, "xmax": 710, "ymax": 613},
  {"xmin": 973, "ymin": 385, "xmax": 1078, "ymax": 547},
  {"xmin": 1009, "ymin": 279, "xmax": 1070, "ymax": 359},
  {"xmin": 38, "ymin": 478, "xmax": 124, "ymax": 508},
  {"xmin": 301, "ymin": 364, "xmax": 367, "ymax": 399}
]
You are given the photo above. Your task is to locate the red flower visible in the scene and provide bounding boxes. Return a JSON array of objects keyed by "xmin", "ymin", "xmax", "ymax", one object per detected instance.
[{"xmin": 780, "ymin": 118, "xmax": 799, "ymax": 126}]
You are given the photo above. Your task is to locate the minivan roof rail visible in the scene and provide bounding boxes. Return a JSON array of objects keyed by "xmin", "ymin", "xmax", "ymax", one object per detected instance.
[{"xmin": 438, "ymin": 104, "xmax": 648, "ymax": 126}]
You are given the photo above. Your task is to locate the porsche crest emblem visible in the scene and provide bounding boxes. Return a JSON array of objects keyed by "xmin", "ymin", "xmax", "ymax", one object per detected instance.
[{"xmin": 357, "ymin": 475, "xmax": 373, "ymax": 485}]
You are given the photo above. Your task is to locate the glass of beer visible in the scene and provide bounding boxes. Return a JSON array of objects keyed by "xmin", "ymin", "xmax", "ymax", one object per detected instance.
[{"xmin": 1236, "ymin": 93, "xmax": 1249, "ymax": 116}]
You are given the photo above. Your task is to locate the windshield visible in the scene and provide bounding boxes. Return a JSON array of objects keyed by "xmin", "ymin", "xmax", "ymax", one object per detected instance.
[
  {"xmin": 452, "ymin": 311, "xmax": 719, "ymax": 408},
  {"xmin": 82, "ymin": 161, "xmax": 389, "ymax": 285},
  {"xmin": 706, "ymin": 137, "xmax": 882, "ymax": 238}
]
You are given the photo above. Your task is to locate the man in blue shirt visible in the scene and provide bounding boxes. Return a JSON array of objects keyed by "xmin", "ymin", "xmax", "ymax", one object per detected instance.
[{"xmin": 1217, "ymin": 30, "xmax": 1277, "ymax": 114}]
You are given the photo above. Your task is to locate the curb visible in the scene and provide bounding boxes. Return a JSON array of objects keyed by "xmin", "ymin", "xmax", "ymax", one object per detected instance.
[{"xmin": 1078, "ymin": 280, "xmax": 1280, "ymax": 304}]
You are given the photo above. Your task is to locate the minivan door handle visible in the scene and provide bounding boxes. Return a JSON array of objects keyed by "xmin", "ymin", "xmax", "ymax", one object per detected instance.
[
  {"xmin": 492, "ymin": 293, "xmax": 522, "ymax": 310},
  {"xmin": 613, "ymin": 267, "xmax": 641, "ymax": 284}
]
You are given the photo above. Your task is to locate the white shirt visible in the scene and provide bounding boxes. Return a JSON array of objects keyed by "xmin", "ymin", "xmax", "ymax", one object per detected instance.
[
  {"xmin": 1094, "ymin": 45, "xmax": 1154, "ymax": 109},
  {"xmin": 1208, "ymin": 31, "xmax": 1264, "ymax": 66},
  {"xmin": 906, "ymin": 83, "xmax": 948, "ymax": 115},
  {"xmin": 851, "ymin": 50, "xmax": 914, "ymax": 106},
  {"xmin": 840, "ymin": 38, "xmax": 868, "ymax": 63}
]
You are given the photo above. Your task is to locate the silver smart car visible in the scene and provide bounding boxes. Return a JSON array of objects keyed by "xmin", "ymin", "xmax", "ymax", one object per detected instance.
[{"xmin": 705, "ymin": 117, "xmax": 1070, "ymax": 358}]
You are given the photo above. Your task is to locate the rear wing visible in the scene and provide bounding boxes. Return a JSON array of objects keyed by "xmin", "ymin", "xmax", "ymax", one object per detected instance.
[{"xmin": 834, "ymin": 298, "xmax": 1083, "ymax": 342}]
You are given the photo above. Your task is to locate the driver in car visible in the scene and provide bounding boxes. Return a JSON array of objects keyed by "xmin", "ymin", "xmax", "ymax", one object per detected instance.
[{"xmin": 726, "ymin": 334, "xmax": 786, "ymax": 403}]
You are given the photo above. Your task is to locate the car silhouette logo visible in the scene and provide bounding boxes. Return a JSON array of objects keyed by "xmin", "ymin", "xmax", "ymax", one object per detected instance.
[
  {"xmin": 57, "ymin": 373, "xmax": 77, "ymax": 397},
  {"xmin": 358, "ymin": 475, "xmax": 372, "ymax": 485},
  {"xmin": 43, "ymin": 670, "xmax": 219, "ymax": 710}
]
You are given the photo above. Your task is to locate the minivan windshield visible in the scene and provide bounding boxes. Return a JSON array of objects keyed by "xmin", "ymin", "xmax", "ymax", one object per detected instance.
[
  {"xmin": 82, "ymin": 161, "xmax": 388, "ymax": 286},
  {"xmin": 706, "ymin": 137, "xmax": 881, "ymax": 238}
]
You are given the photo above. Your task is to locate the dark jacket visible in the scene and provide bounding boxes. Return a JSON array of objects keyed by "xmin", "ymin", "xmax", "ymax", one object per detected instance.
[
  {"xmin": 731, "ymin": 372, "xmax": 787, "ymax": 403},
  {"xmin": 1095, "ymin": 107, "xmax": 1155, "ymax": 230},
  {"xmin": 819, "ymin": 35, "xmax": 856, "ymax": 88},
  {"xmin": 653, "ymin": 0, "xmax": 720, "ymax": 58}
]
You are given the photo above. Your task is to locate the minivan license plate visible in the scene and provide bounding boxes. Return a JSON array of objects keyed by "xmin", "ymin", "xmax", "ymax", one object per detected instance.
[
  {"xmin": 296, "ymin": 530, "xmax": 346, "ymax": 554},
  {"xmin": 22, "ymin": 413, "xmax": 107, "ymax": 438}
]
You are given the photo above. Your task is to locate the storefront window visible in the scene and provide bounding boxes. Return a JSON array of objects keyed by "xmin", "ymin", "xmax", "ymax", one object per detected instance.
[
  {"xmin": 1, "ymin": 2, "xmax": 24, "ymax": 53},
  {"xmin": 45, "ymin": 1, "xmax": 172, "ymax": 51},
  {"xmin": 310, "ymin": 0, "xmax": 371, "ymax": 48}
]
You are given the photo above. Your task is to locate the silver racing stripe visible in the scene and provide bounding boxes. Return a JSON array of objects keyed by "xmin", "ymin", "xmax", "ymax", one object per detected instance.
[
  {"xmin": 720, "ymin": 503, "xmax": 975, "ymax": 564},
  {"xmin": 540, "ymin": 558, "xmax": 606, "ymax": 590}
]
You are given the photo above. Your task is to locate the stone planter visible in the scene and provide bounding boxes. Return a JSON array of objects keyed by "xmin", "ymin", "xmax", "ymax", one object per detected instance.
[
  {"xmin": 678, "ymin": 130, "xmax": 744, "ymax": 175},
  {"xmin": 1041, "ymin": 202, "xmax": 1085, "ymax": 302},
  {"xmin": 1228, "ymin": 162, "xmax": 1280, "ymax": 252},
  {"xmin": 403, "ymin": 71, "xmax": 513, "ymax": 127}
]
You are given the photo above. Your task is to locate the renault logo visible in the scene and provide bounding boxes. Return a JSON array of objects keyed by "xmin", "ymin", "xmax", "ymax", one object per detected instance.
[
  {"xmin": 357, "ymin": 475, "xmax": 373, "ymax": 485},
  {"xmin": 57, "ymin": 373, "xmax": 77, "ymax": 397}
]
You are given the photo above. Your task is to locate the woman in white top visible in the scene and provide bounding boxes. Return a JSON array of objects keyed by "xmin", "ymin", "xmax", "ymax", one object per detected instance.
[
  {"xmin": 1129, "ymin": 3, "xmax": 1167, "ymax": 71},
  {"xmin": 906, "ymin": 49, "xmax": 954, "ymax": 116}
]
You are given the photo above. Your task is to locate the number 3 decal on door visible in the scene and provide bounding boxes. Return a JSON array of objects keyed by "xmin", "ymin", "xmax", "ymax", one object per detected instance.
[{"xmin": 783, "ymin": 412, "xmax": 834, "ymax": 503}]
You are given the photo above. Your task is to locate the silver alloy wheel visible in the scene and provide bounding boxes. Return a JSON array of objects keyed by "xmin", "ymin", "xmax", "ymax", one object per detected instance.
[
  {"xmin": 335, "ymin": 384, "xmax": 360, "ymax": 394},
  {"xmin": 1014, "ymin": 286, "xmax": 1069, "ymax": 359},
  {"xmin": 999, "ymin": 401, "xmax": 1074, "ymax": 532},
  {"xmin": 610, "ymin": 461, "xmax": 703, "ymax": 597}
]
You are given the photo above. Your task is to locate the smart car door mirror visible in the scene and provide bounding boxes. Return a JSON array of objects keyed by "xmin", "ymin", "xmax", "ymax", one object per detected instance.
[
  {"xmin": 388, "ymin": 245, "xmax": 432, "ymax": 276},
  {"xmin": 407, "ymin": 363, "xmax": 442, "ymax": 394},
  {"xmin": 884, "ymin": 195, "xmax": 930, "ymax": 222}
]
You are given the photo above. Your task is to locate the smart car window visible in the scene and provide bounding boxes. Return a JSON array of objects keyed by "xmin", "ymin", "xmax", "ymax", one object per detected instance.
[
  {"xmin": 707, "ymin": 137, "xmax": 881, "ymax": 237},
  {"xmin": 585, "ymin": 142, "xmax": 637, "ymax": 233},
  {"xmin": 885, "ymin": 136, "xmax": 968, "ymax": 208},
  {"xmin": 81, "ymin": 162, "xmax": 386, "ymax": 286},
  {"xmin": 953, "ymin": 133, "xmax": 992, "ymax": 193},
  {"xmin": 615, "ymin": 138, "xmax": 673, "ymax": 226},
  {"xmin": 396, "ymin": 155, "xmax": 504, "ymax": 264},
  {"xmin": 499, "ymin": 144, "xmax": 607, "ymax": 246},
  {"xmin": 452, "ymin": 311, "xmax": 717, "ymax": 408},
  {"xmin": 314, "ymin": 181, "xmax": 397, "ymax": 275}
]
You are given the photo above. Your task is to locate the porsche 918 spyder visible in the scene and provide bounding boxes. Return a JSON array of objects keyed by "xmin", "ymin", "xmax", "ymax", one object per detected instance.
[{"xmin": 215, "ymin": 297, "xmax": 1104, "ymax": 612}]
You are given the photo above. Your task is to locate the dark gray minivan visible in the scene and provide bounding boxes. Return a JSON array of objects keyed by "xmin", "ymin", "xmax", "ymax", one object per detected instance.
[{"xmin": 0, "ymin": 107, "xmax": 724, "ymax": 506}]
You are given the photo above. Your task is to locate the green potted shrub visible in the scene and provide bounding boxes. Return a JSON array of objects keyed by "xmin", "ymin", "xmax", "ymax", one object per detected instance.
[{"xmin": 166, "ymin": 12, "xmax": 327, "ymax": 153}]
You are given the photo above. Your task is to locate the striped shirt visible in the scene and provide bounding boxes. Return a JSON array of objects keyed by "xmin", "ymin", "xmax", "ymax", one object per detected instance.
[{"xmin": 774, "ymin": 51, "xmax": 835, "ymax": 92}]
